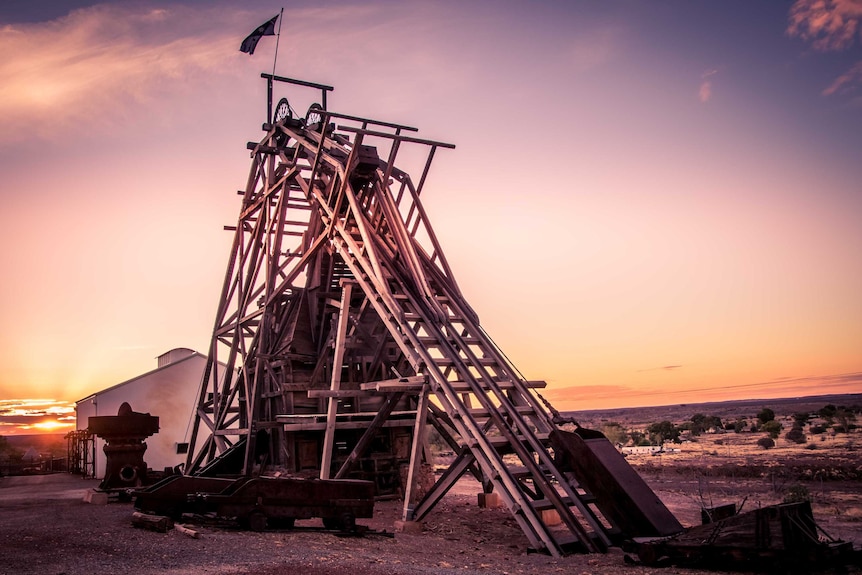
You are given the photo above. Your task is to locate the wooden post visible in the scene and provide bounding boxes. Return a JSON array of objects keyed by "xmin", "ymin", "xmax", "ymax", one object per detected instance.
[
  {"xmin": 320, "ymin": 280, "xmax": 353, "ymax": 479},
  {"xmin": 402, "ymin": 384, "xmax": 430, "ymax": 521}
]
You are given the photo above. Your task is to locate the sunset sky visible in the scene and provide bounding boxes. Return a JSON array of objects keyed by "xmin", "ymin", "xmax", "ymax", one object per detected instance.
[{"xmin": 1, "ymin": 0, "xmax": 860, "ymax": 435}]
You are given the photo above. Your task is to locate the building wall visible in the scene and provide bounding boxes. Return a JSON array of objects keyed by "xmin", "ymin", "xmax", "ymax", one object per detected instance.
[{"xmin": 76, "ymin": 351, "xmax": 222, "ymax": 478}]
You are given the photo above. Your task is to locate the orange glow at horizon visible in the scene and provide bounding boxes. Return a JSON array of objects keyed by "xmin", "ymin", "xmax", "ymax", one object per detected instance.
[{"xmin": 30, "ymin": 420, "xmax": 74, "ymax": 433}]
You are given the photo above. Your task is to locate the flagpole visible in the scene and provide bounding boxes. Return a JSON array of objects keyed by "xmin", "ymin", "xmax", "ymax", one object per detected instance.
[{"xmin": 272, "ymin": 7, "xmax": 284, "ymax": 77}]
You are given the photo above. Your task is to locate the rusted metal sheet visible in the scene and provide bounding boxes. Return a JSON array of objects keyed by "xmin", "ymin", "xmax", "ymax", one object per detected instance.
[{"xmin": 550, "ymin": 428, "xmax": 683, "ymax": 539}]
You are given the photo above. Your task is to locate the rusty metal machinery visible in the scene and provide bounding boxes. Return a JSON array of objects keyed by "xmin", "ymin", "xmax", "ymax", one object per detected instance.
[
  {"xmin": 135, "ymin": 474, "xmax": 374, "ymax": 532},
  {"xmin": 184, "ymin": 73, "xmax": 682, "ymax": 556},
  {"xmin": 88, "ymin": 402, "xmax": 159, "ymax": 490}
]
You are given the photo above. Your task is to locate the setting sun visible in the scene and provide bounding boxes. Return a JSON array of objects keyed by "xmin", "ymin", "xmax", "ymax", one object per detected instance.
[{"xmin": 31, "ymin": 420, "xmax": 73, "ymax": 432}]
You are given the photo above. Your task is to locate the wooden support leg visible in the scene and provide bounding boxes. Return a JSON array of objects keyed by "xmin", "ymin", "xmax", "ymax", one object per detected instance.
[
  {"xmin": 402, "ymin": 384, "xmax": 430, "ymax": 521},
  {"xmin": 333, "ymin": 392, "xmax": 404, "ymax": 479},
  {"xmin": 413, "ymin": 447, "xmax": 475, "ymax": 521},
  {"xmin": 320, "ymin": 281, "xmax": 353, "ymax": 479}
]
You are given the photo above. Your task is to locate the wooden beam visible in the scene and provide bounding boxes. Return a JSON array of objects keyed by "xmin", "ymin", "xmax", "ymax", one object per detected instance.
[
  {"xmin": 333, "ymin": 392, "xmax": 404, "ymax": 480},
  {"xmin": 320, "ymin": 281, "xmax": 353, "ymax": 479},
  {"xmin": 279, "ymin": 419, "xmax": 415, "ymax": 431},
  {"xmin": 276, "ymin": 410, "xmax": 416, "ymax": 421},
  {"xmin": 359, "ymin": 375, "xmax": 426, "ymax": 392},
  {"xmin": 335, "ymin": 125, "xmax": 455, "ymax": 149},
  {"xmin": 402, "ymin": 384, "xmax": 431, "ymax": 521},
  {"xmin": 413, "ymin": 448, "xmax": 475, "ymax": 521},
  {"xmin": 307, "ymin": 389, "xmax": 375, "ymax": 398}
]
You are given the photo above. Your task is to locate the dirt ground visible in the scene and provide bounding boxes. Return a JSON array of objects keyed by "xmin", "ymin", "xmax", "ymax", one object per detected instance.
[{"xmin": 1, "ymin": 463, "xmax": 860, "ymax": 575}]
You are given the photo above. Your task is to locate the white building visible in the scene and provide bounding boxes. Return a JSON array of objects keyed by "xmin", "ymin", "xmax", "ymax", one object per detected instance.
[{"xmin": 75, "ymin": 348, "xmax": 222, "ymax": 479}]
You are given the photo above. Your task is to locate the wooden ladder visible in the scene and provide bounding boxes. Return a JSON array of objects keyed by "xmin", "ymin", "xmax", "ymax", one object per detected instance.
[{"xmin": 301, "ymin": 169, "xmax": 614, "ymax": 556}]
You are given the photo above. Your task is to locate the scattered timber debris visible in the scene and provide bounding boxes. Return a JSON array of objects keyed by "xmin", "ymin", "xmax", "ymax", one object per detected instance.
[
  {"xmin": 624, "ymin": 501, "xmax": 859, "ymax": 571},
  {"xmin": 173, "ymin": 523, "xmax": 200, "ymax": 539},
  {"xmin": 131, "ymin": 511, "xmax": 173, "ymax": 533}
]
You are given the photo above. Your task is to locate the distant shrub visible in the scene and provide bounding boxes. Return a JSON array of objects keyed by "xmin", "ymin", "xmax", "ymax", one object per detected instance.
[
  {"xmin": 805, "ymin": 443, "xmax": 817, "ymax": 450},
  {"xmin": 757, "ymin": 408, "xmax": 776, "ymax": 425},
  {"xmin": 783, "ymin": 484, "xmax": 811, "ymax": 504},
  {"xmin": 757, "ymin": 437, "xmax": 775, "ymax": 449},
  {"xmin": 785, "ymin": 428, "xmax": 806, "ymax": 444},
  {"xmin": 761, "ymin": 420, "xmax": 783, "ymax": 439},
  {"xmin": 809, "ymin": 425, "xmax": 825, "ymax": 434},
  {"xmin": 793, "ymin": 412, "xmax": 811, "ymax": 426},
  {"xmin": 818, "ymin": 404, "xmax": 837, "ymax": 420}
]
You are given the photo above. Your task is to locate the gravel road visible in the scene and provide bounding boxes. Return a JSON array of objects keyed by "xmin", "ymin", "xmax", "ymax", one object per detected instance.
[{"xmin": 0, "ymin": 473, "xmax": 856, "ymax": 575}]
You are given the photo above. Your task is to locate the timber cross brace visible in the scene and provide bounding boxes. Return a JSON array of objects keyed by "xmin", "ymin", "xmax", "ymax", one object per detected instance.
[{"xmin": 184, "ymin": 74, "xmax": 682, "ymax": 556}]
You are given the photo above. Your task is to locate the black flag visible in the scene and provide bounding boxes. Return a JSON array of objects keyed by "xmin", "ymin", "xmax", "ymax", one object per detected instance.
[{"xmin": 239, "ymin": 14, "xmax": 279, "ymax": 55}]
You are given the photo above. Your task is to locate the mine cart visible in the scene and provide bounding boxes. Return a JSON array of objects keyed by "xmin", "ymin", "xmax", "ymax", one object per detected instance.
[
  {"xmin": 134, "ymin": 475, "xmax": 235, "ymax": 518},
  {"xmin": 136, "ymin": 474, "xmax": 375, "ymax": 532},
  {"xmin": 192, "ymin": 476, "xmax": 375, "ymax": 532}
]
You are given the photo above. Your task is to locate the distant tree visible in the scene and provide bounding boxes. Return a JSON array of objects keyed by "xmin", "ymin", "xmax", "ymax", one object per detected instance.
[
  {"xmin": 732, "ymin": 419, "xmax": 748, "ymax": 433},
  {"xmin": 809, "ymin": 424, "xmax": 826, "ymax": 434},
  {"xmin": 792, "ymin": 412, "xmax": 811, "ymax": 427},
  {"xmin": 833, "ymin": 407, "xmax": 857, "ymax": 433},
  {"xmin": 757, "ymin": 437, "xmax": 775, "ymax": 449},
  {"xmin": 818, "ymin": 404, "xmax": 837, "ymax": 420},
  {"xmin": 689, "ymin": 414, "xmax": 707, "ymax": 435},
  {"xmin": 785, "ymin": 428, "xmax": 807, "ymax": 444},
  {"xmin": 687, "ymin": 413, "xmax": 723, "ymax": 436},
  {"xmin": 648, "ymin": 420, "xmax": 680, "ymax": 445},
  {"xmin": 757, "ymin": 408, "xmax": 776, "ymax": 425},
  {"xmin": 629, "ymin": 430, "xmax": 649, "ymax": 446},
  {"xmin": 762, "ymin": 420, "xmax": 782, "ymax": 439},
  {"xmin": 601, "ymin": 422, "xmax": 628, "ymax": 446}
]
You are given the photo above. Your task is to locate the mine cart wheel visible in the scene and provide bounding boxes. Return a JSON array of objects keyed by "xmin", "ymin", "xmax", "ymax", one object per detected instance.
[
  {"xmin": 338, "ymin": 512, "xmax": 356, "ymax": 532},
  {"xmin": 269, "ymin": 517, "xmax": 295, "ymax": 529},
  {"xmin": 273, "ymin": 97, "xmax": 292, "ymax": 124},
  {"xmin": 248, "ymin": 510, "xmax": 268, "ymax": 532},
  {"xmin": 324, "ymin": 513, "xmax": 356, "ymax": 532},
  {"xmin": 322, "ymin": 516, "xmax": 339, "ymax": 530}
]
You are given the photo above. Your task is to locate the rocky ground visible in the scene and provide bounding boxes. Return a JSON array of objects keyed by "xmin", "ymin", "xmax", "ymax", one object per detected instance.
[{"xmin": 1, "ymin": 469, "xmax": 860, "ymax": 575}]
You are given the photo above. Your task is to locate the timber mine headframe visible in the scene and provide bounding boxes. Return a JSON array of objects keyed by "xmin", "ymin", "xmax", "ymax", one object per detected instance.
[{"xmin": 185, "ymin": 73, "xmax": 682, "ymax": 556}]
